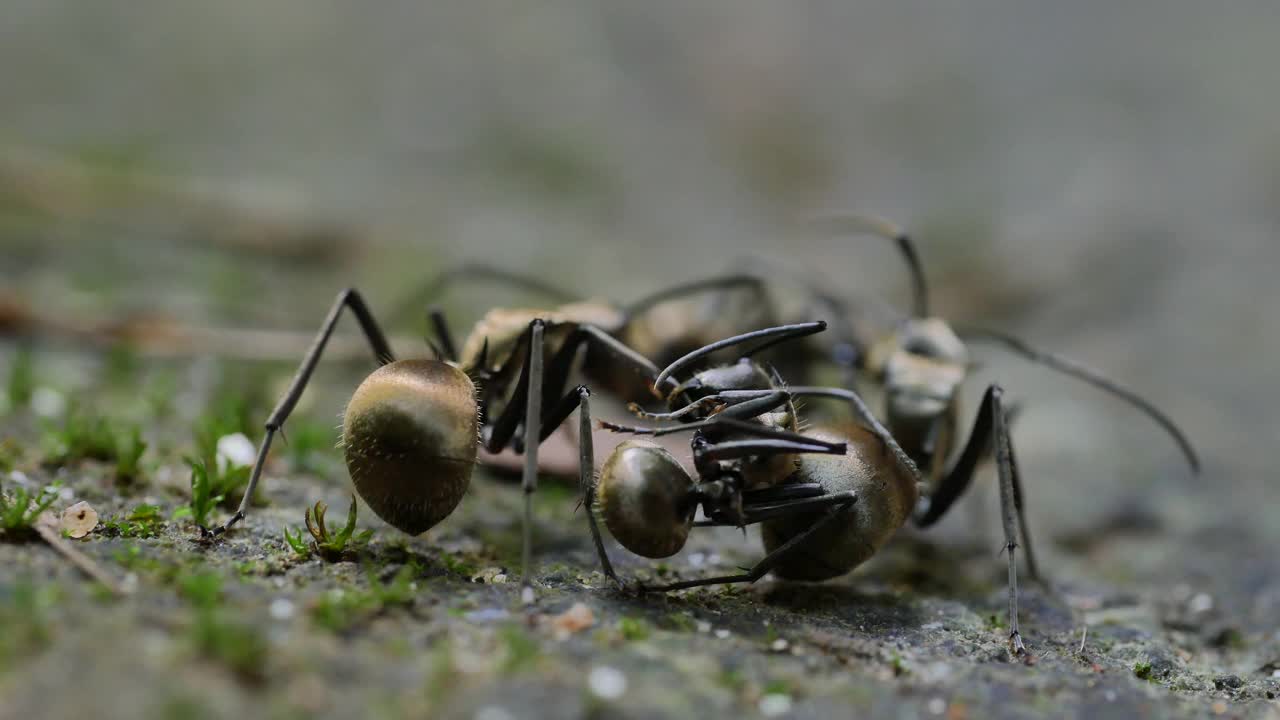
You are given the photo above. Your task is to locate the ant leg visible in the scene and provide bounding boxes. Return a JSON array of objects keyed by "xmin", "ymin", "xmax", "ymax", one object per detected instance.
[
  {"xmin": 519, "ymin": 320, "xmax": 546, "ymax": 600},
  {"xmin": 914, "ymin": 385, "xmax": 1033, "ymax": 654},
  {"xmin": 699, "ymin": 438, "xmax": 845, "ymax": 461},
  {"xmin": 787, "ymin": 386, "xmax": 924, "ymax": 483},
  {"xmin": 427, "ymin": 308, "xmax": 458, "ymax": 361},
  {"xmin": 641, "ymin": 496, "xmax": 856, "ymax": 592},
  {"xmin": 211, "ymin": 289, "xmax": 395, "ymax": 535},
  {"xmin": 575, "ymin": 388, "xmax": 621, "ymax": 587},
  {"xmin": 628, "ymin": 390, "xmax": 778, "ymax": 421}
]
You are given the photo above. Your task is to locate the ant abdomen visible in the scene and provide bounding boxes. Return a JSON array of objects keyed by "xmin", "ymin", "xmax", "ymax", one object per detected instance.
[
  {"xmin": 342, "ymin": 359, "xmax": 479, "ymax": 535},
  {"xmin": 596, "ymin": 440, "xmax": 697, "ymax": 558},
  {"xmin": 761, "ymin": 424, "xmax": 919, "ymax": 581}
]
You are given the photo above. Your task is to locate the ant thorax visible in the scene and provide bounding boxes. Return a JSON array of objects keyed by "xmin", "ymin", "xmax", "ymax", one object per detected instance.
[{"xmin": 456, "ymin": 302, "xmax": 625, "ymax": 374}]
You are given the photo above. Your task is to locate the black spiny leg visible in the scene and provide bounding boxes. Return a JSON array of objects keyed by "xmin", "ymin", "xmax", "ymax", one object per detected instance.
[
  {"xmin": 575, "ymin": 388, "xmax": 621, "ymax": 587},
  {"xmin": 914, "ymin": 384, "xmax": 1034, "ymax": 655},
  {"xmin": 210, "ymin": 288, "xmax": 395, "ymax": 536},
  {"xmin": 519, "ymin": 320, "xmax": 545, "ymax": 602},
  {"xmin": 640, "ymin": 494, "xmax": 856, "ymax": 592}
]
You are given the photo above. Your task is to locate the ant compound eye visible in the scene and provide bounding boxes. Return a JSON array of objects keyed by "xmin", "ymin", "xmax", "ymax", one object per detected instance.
[{"xmin": 596, "ymin": 440, "xmax": 696, "ymax": 558}]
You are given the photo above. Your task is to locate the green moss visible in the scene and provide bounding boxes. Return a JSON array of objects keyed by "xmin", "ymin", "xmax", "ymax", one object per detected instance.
[
  {"xmin": 5, "ymin": 346, "xmax": 35, "ymax": 411},
  {"xmin": 101, "ymin": 504, "xmax": 165, "ymax": 539},
  {"xmin": 41, "ymin": 407, "xmax": 119, "ymax": 465},
  {"xmin": 439, "ymin": 551, "xmax": 478, "ymax": 579},
  {"xmin": 1133, "ymin": 659, "xmax": 1154, "ymax": 681},
  {"xmin": 0, "ymin": 578, "xmax": 57, "ymax": 671},
  {"xmin": 0, "ymin": 438, "xmax": 20, "ymax": 472},
  {"xmin": 113, "ymin": 425, "xmax": 148, "ymax": 485},
  {"xmin": 177, "ymin": 570, "xmax": 267, "ymax": 681},
  {"xmin": 617, "ymin": 616, "xmax": 650, "ymax": 642},
  {"xmin": 309, "ymin": 564, "xmax": 419, "ymax": 633},
  {"xmin": 499, "ymin": 624, "xmax": 540, "ymax": 674}
]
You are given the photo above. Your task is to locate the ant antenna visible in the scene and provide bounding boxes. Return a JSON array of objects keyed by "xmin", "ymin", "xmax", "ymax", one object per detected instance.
[
  {"xmin": 960, "ymin": 327, "xmax": 1201, "ymax": 474},
  {"xmin": 620, "ymin": 274, "xmax": 767, "ymax": 320},
  {"xmin": 653, "ymin": 322, "xmax": 827, "ymax": 391},
  {"xmin": 808, "ymin": 212, "xmax": 930, "ymax": 319}
]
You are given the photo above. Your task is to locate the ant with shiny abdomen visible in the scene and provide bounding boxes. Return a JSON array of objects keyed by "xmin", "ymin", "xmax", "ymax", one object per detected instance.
[{"xmin": 199, "ymin": 273, "xmax": 849, "ymax": 602}]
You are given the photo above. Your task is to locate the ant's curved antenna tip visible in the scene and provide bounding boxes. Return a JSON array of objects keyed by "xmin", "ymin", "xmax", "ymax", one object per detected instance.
[{"xmin": 961, "ymin": 327, "xmax": 1202, "ymax": 476}]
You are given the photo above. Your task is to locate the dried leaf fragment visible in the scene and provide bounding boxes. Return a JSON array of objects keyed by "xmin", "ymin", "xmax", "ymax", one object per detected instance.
[
  {"xmin": 61, "ymin": 501, "xmax": 98, "ymax": 538},
  {"xmin": 551, "ymin": 602, "xmax": 596, "ymax": 639}
]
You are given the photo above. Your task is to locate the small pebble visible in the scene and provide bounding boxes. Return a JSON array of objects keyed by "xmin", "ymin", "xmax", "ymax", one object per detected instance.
[
  {"xmin": 1104, "ymin": 691, "xmax": 1117, "ymax": 702},
  {"xmin": 588, "ymin": 666, "xmax": 627, "ymax": 700},
  {"xmin": 758, "ymin": 694, "xmax": 792, "ymax": 717},
  {"xmin": 1189, "ymin": 593, "xmax": 1214, "ymax": 614},
  {"xmin": 714, "ymin": 629, "xmax": 731, "ymax": 639},
  {"xmin": 770, "ymin": 638, "xmax": 789, "ymax": 653},
  {"xmin": 521, "ymin": 586, "xmax": 535, "ymax": 605},
  {"xmin": 696, "ymin": 621, "xmax": 711, "ymax": 634},
  {"xmin": 464, "ymin": 608, "xmax": 510, "ymax": 624},
  {"xmin": 269, "ymin": 598, "xmax": 295, "ymax": 621},
  {"xmin": 928, "ymin": 698, "xmax": 946, "ymax": 715}
]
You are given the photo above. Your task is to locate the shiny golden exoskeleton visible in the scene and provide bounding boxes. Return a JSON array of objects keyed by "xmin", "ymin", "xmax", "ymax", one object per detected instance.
[
  {"xmin": 342, "ymin": 360, "xmax": 479, "ymax": 534},
  {"xmin": 761, "ymin": 423, "xmax": 919, "ymax": 580},
  {"xmin": 863, "ymin": 317, "xmax": 970, "ymax": 483},
  {"xmin": 595, "ymin": 440, "xmax": 696, "ymax": 558}
]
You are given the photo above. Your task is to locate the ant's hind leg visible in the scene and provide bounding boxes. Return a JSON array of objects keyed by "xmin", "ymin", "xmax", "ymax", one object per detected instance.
[
  {"xmin": 915, "ymin": 384, "xmax": 1036, "ymax": 654},
  {"xmin": 211, "ymin": 288, "xmax": 396, "ymax": 536},
  {"xmin": 640, "ymin": 495, "xmax": 856, "ymax": 593}
]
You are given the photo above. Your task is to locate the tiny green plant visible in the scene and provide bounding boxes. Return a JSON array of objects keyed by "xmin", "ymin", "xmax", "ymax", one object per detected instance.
[
  {"xmin": 113, "ymin": 425, "xmax": 147, "ymax": 484},
  {"xmin": 0, "ymin": 482, "xmax": 60, "ymax": 539},
  {"xmin": 282, "ymin": 526, "xmax": 311, "ymax": 559},
  {"xmin": 297, "ymin": 496, "xmax": 373, "ymax": 561},
  {"xmin": 5, "ymin": 346, "xmax": 35, "ymax": 411},
  {"xmin": 101, "ymin": 504, "xmax": 165, "ymax": 539},
  {"xmin": 175, "ymin": 459, "xmax": 224, "ymax": 528},
  {"xmin": 178, "ymin": 570, "xmax": 267, "ymax": 682},
  {"xmin": 41, "ymin": 407, "xmax": 118, "ymax": 466}
]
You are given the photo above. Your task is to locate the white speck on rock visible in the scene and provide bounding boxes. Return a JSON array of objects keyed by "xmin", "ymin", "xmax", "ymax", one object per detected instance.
[
  {"xmin": 216, "ymin": 433, "xmax": 256, "ymax": 471},
  {"xmin": 928, "ymin": 698, "xmax": 947, "ymax": 715},
  {"xmin": 922, "ymin": 622, "xmax": 944, "ymax": 631},
  {"xmin": 696, "ymin": 621, "xmax": 712, "ymax": 634},
  {"xmin": 1188, "ymin": 593, "xmax": 1214, "ymax": 614},
  {"xmin": 1104, "ymin": 690, "xmax": 1117, "ymax": 702},
  {"xmin": 714, "ymin": 629, "xmax": 730, "ymax": 639},
  {"xmin": 463, "ymin": 608, "xmax": 509, "ymax": 624},
  {"xmin": 270, "ymin": 598, "xmax": 295, "ymax": 620},
  {"xmin": 770, "ymin": 638, "xmax": 789, "ymax": 652},
  {"xmin": 588, "ymin": 666, "xmax": 627, "ymax": 700},
  {"xmin": 31, "ymin": 387, "xmax": 66, "ymax": 418},
  {"xmin": 759, "ymin": 694, "xmax": 792, "ymax": 717},
  {"xmin": 473, "ymin": 706, "xmax": 516, "ymax": 720}
]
